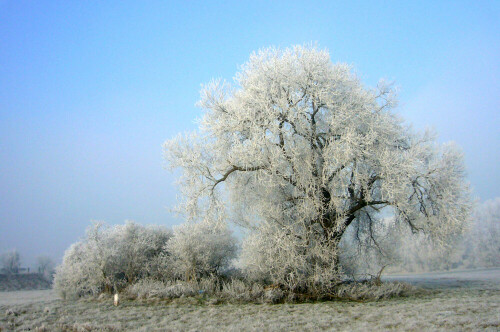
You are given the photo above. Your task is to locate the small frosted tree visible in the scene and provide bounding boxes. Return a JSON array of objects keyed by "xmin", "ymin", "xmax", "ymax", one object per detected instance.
[
  {"xmin": 164, "ymin": 45, "xmax": 472, "ymax": 290},
  {"xmin": 462, "ymin": 198, "xmax": 500, "ymax": 268},
  {"xmin": 1, "ymin": 250, "xmax": 21, "ymax": 274},
  {"xmin": 36, "ymin": 255, "xmax": 55, "ymax": 279}
]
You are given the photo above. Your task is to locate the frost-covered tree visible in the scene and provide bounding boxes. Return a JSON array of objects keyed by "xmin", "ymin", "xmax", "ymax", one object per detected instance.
[
  {"xmin": 369, "ymin": 198, "xmax": 500, "ymax": 273},
  {"xmin": 464, "ymin": 198, "xmax": 500, "ymax": 268},
  {"xmin": 164, "ymin": 45, "xmax": 472, "ymax": 289},
  {"xmin": 0, "ymin": 250, "xmax": 21, "ymax": 274},
  {"xmin": 36, "ymin": 255, "xmax": 55, "ymax": 279}
]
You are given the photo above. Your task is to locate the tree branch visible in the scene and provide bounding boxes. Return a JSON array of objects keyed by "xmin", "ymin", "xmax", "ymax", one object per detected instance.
[{"xmin": 212, "ymin": 165, "xmax": 265, "ymax": 190}]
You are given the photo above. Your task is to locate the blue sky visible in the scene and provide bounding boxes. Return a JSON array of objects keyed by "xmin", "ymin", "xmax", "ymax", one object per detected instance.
[{"xmin": 1, "ymin": 0, "xmax": 499, "ymax": 266}]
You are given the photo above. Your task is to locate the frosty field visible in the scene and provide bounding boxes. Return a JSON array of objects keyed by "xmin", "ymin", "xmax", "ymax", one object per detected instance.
[{"xmin": 1, "ymin": 269, "xmax": 499, "ymax": 331}]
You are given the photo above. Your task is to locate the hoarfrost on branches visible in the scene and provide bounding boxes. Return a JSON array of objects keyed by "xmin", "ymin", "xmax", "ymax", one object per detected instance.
[
  {"xmin": 164, "ymin": 45, "xmax": 472, "ymax": 289},
  {"xmin": 53, "ymin": 221, "xmax": 172, "ymax": 298}
]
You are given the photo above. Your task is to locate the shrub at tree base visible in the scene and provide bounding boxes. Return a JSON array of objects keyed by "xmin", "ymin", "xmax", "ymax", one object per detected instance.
[
  {"xmin": 165, "ymin": 219, "xmax": 237, "ymax": 281},
  {"xmin": 123, "ymin": 277, "xmax": 421, "ymax": 304},
  {"xmin": 54, "ymin": 219, "xmax": 237, "ymax": 299}
]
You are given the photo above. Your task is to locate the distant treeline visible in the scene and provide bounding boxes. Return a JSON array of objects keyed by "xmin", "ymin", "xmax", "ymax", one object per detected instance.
[
  {"xmin": 0, "ymin": 250, "xmax": 55, "ymax": 279},
  {"xmin": 340, "ymin": 198, "xmax": 500, "ymax": 276}
]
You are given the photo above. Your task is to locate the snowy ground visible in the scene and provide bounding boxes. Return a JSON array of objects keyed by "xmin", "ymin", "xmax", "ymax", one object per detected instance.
[
  {"xmin": 383, "ymin": 268, "xmax": 500, "ymax": 289},
  {"xmin": 0, "ymin": 290, "xmax": 58, "ymax": 306},
  {"xmin": 1, "ymin": 269, "xmax": 499, "ymax": 331}
]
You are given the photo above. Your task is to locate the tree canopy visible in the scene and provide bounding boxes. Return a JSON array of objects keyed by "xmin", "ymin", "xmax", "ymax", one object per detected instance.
[{"xmin": 164, "ymin": 45, "xmax": 471, "ymax": 286}]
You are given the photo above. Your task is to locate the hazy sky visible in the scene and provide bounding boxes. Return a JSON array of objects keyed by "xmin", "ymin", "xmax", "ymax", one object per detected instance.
[{"xmin": 1, "ymin": 1, "xmax": 499, "ymax": 267}]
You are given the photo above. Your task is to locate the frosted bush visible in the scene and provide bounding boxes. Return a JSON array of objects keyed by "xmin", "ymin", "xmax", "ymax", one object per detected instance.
[
  {"xmin": 54, "ymin": 221, "xmax": 172, "ymax": 298},
  {"xmin": 333, "ymin": 281, "xmax": 421, "ymax": 300},
  {"xmin": 125, "ymin": 277, "xmax": 273, "ymax": 303},
  {"xmin": 125, "ymin": 279, "xmax": 197, "ymax": 300},
  {"xmin": 197, "ymin": 275, "xmax": 222, "ymax": 294},
  {"xmin": 54, "ymin": 241, "xmax": 103, "ymax": 298},
  {"xmin": 220, "ymin": 279, "xmax": 264, "ymax": 303},
  {"xmin": 166, "ymin": 219, "xmax": 237, "ymax": 281},
  {"xmin": 109, "ymin": 222, "xmax": 173, "ymax": 283},
  {"xmin": 263, "ymin": 287, "xmax": 285, "ymax": 304}
]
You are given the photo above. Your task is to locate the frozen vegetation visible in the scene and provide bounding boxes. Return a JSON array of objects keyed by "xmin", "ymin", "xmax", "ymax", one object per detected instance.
[
  {"xmin": 0, "ymin": 269, "xmax": 499, "ymax": 331},
  {"xmin": 2, "ymin": 45, "xmax": 496, "ymax": 330},
  {"xmin": 162, "ymin": 44, "xmax": 473, "ymax": 296}
]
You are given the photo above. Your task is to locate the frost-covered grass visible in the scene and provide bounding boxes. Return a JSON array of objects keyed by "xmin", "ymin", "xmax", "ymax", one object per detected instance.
[
  {"xmin": 122, "ymin": 277, "xmax": 421, "ymax": 304},
  {"xmin": 0, "ymin": 290, "xmax": 58, "ymax": 306},
  {"xmin": 1, "ymin": 269, "xmax": 499, "ymax": 331}
]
